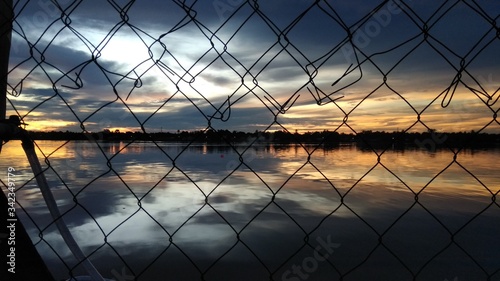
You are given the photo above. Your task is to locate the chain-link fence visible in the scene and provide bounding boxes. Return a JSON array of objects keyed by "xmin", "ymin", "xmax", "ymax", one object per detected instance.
[{"xmin": 1, "ymin": 0, "xmax": 500, "ymax": 280}]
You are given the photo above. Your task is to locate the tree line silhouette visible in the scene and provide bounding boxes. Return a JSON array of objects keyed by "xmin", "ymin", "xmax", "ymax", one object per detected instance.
[{"xmin": 14, "ymin": 129, "xmax": 500, "ymax": 149}]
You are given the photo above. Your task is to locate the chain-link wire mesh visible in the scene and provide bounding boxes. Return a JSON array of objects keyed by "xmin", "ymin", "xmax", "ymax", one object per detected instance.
[{"xmin": 1, "ymin": 0, "xmax": 500, "ymax": 280}]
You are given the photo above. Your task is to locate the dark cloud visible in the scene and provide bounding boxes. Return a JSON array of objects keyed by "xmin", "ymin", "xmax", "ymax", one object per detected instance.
[
  {"xmin": 9, "ymin": 38, "xmax": 124, "ymax": 88},
  {"xmin": 7, "ymin": 0, "xmax": 500, "ymax": 132},
  {"xmin": 200, "ymin": 72, "xmax": 235, "ymax": 87}
]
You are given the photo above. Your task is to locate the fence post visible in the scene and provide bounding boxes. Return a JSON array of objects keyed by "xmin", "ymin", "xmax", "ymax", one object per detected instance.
[
  {"xmin": 0, "ymin": 5, "xmax": 107, "ymax": 280},
  {"xmin": 1, "ymin": 4, "xmax": 56, "ymax": 281},
  {"xmin": 0, "ymin": 0, "xmax": 13, "ymax": 122}
]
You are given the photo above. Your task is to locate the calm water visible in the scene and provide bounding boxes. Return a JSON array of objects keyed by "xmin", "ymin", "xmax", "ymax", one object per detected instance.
[{"xmin": 1, "ymin": 140, "xmax": 499, "ymax": 281}]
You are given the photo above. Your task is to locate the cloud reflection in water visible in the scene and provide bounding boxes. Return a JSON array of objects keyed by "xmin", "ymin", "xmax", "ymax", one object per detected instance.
[{"xmin": 1, "ymin": 141, "xmax": 499, "ymax": 280}]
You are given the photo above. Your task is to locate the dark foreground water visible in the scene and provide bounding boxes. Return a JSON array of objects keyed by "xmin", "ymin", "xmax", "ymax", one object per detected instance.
[{"xmin": 1, "ymin": 140, "xmax": 499, "ymax": 281}]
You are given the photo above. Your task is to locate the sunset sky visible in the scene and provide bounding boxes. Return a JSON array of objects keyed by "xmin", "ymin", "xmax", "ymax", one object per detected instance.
[{"xmin": 5, "ymin": 0, "xmax": 500, "ymax": 133}]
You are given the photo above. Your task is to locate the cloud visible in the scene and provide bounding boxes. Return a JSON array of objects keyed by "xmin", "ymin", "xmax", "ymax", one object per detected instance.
[{"xmin": 7, "ymin": 0, "xmax": 500, "ymax": 133}]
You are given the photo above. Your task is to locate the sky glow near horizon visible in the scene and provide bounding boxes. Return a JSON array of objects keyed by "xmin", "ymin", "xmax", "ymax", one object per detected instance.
[{"xmin": 5, "ymin": 0, "xmax": 500, "ymax": 133}]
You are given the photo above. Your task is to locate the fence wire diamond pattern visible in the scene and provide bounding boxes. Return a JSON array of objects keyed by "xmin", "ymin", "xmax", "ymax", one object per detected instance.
[{"xmin": 1, "ymin": 0, "xmax": 500, "ymax": 280}]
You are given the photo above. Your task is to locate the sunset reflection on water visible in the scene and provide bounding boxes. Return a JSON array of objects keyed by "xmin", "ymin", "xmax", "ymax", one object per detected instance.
[{"xmin": 1, "ymin": 140, "xmax": 499, "ymax": 280}]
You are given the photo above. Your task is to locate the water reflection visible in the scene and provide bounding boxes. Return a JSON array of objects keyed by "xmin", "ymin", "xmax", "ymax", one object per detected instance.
[{"xmin": 1, "ymin": 141, "xmax": 499, "ymax": 280}]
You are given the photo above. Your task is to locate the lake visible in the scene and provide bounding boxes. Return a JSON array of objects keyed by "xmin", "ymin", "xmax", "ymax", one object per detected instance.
[{"xmin": 1, "ymin": 140, "xmax": 499, "ymax": 281}]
